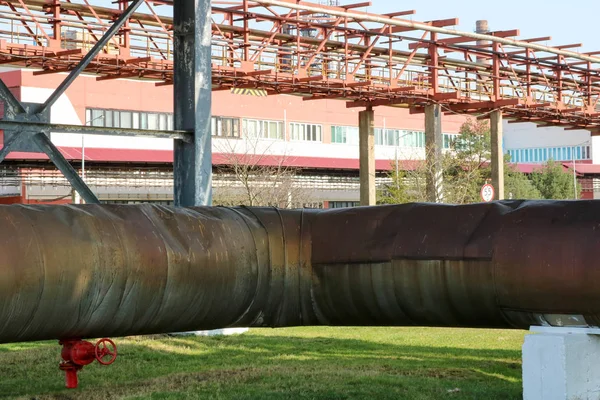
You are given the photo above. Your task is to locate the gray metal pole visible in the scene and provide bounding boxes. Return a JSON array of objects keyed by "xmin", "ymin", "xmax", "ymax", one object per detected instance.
[{"xmin": 173, "ymin": 0, "xmax": 213, "ymax": 207}]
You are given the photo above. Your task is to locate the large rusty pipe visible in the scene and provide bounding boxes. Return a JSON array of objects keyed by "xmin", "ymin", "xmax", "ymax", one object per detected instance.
[{"xmin": 0, "ymin": 201, "xmax": 599, "ymax": 344}]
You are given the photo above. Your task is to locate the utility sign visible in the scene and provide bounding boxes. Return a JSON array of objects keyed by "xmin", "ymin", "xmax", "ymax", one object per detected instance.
[{"xmin": 480, "ymin": 183, "xmax": 495, "ymax": 203}]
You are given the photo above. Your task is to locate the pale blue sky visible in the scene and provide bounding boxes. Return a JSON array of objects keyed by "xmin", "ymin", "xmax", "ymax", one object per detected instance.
[{"xmin": 362, "ymin": 0, "xmax": 600, "ymax": 54}]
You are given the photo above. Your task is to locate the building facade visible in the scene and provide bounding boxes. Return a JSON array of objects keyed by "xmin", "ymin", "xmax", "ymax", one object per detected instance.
[
  {"xmin": 0, "ymin": 69, "xmax": 468, "ymax": 206},
  {"xmin": 2, "ymin": 67, "xmax": 597, "ymax": 205}
]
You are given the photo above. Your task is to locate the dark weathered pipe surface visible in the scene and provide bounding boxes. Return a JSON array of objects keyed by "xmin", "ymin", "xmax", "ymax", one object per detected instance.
[{"xmin": 0, "ymin": 201, "xmax": 598, "ymax": 344}]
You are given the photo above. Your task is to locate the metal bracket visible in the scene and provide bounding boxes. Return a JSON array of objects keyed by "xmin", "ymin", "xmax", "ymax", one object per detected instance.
[{"xmin": 3, "ymin": 102, "xmax": 51, "ymax": 153}]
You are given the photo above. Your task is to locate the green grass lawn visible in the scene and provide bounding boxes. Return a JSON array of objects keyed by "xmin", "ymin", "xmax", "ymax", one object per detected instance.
[{"xmin": 0, "ymin": 327, "xmax": 527, "ymax": 400}]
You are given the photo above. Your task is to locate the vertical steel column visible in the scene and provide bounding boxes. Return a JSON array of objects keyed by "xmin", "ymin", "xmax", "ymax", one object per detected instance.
[
  {"xmin": 173, "ymin": 0, "xmax": 212, "ymax": 207},
  {"xmin": 425, "ymin": 103, "xmax": 443, "ymax": 203},
  {"xmin": 490, "ymin": 110, "xmax": 505, "ymax": 200},
  {"xmin": 359, "ymin": 107, "xmax": 375, "ymax": 206}
]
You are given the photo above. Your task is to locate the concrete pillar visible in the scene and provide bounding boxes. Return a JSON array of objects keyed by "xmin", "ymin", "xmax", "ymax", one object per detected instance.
[
  {"xmin": 425, "ymin": 104, "xmax": 443, "ymax": 203},
  {"xmin": 359, "ymin": 107, "xmax": 376, "ymax": 206},
  {"xmin": 490, "ymin": 110, "xmax": 505, "ymax": 200},
  {"xmin": 523, "ymin": 329, "xmax": 600, "ymax": 400}
]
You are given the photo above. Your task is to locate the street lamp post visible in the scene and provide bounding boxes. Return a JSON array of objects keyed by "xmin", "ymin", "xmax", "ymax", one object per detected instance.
[
  {"xmin": 73, "ymin": 114, "xmax": 104, "ymax": 204},
  {"xmin": 393, "ymin": 130, "xmax": 420, "ymax": 191}
]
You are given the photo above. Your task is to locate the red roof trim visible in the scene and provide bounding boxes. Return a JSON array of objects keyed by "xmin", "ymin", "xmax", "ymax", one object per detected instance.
[
  {"xmin": 7, "ymin": 146, "xmax": 600, "ymax": 175},
  {"xmin": 6, "ymin": 146, "xmax": 419, "ymax": 171}
]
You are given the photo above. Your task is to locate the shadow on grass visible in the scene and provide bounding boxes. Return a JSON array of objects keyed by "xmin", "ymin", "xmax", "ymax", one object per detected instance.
[{"xmin": 0, "ymin": 332, "xmax": 523, "ymax": 400}]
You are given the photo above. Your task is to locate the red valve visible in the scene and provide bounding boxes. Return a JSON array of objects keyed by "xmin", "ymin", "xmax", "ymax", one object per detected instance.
[
  {"xmin": 95, "ymin": 338, "xmax": 117, "ymax": 365},
  {"xmin": 58, "ymin": 338, "xmax": 118, "ymax": 389}
]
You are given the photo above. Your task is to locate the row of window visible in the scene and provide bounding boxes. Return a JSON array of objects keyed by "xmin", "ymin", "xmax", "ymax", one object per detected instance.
[
  {"xmin": 507, "ymin": 145, "xmax": 591, "ymax": 163},
  {"xmin": 86, "ymin": 109, "xmax": 174, "ymax": 130},
  {"xmin": 374, "ymin": 129, "xmax": 428, "ymax": 148},
  {"xmin": 329, "ymin": 201, "xmax": 360, "ymax": 208},
  {"xmin": 87, "ymin": 108, "xmax": 455, "ymax": 149},
  {"xmin": 331, "ymin": 126, "xmax": 457, "ymax": 148}
]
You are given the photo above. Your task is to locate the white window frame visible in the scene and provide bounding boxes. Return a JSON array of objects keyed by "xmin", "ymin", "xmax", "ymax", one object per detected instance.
[{"xmin": 290, "ymin": 122, "xmax": 322, "ymax": 142}]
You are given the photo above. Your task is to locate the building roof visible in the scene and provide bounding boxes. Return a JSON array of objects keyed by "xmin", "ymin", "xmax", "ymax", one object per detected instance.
[
  {"xmin": 6, "ymin": 146, "xmax": 416, "ymax": 171},
  {"xmin": 7, "ymin": 146, "xmax": 600, "ymax": 176}
]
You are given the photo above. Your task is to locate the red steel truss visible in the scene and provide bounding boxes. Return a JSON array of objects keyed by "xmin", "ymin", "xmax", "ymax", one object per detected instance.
[{"xmin": 0, "ymin": 0, "xmax": 599, "ymax": 130}]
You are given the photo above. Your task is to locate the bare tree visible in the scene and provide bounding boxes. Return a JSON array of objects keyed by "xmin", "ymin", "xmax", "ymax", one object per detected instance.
[{"xmin": 213, "ymin": 134, "xmax": 310, "ymax": 208}]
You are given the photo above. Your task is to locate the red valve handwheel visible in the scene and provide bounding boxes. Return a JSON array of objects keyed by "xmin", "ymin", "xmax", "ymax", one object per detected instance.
[{"xmin": 94, "ymin": 338, "xmax": 117, "ymax": 365}]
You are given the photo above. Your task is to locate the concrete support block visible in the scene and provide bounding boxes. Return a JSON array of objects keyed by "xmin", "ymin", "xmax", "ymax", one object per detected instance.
[
  {"xmin": 490, "ymin": 110, "xmax": 505, "ymax": 200},
  {"xmin": 425, "ymin": 104, "xmax": 443, "ymax": 203},
  {"xmin": 178, "ymin": 328, "xmax": 249, "ymax": 337},
  {"xmin": 359, "ymin": 107, "xmax": 376, "ymax": 206},
  {"xmin": 523, "ymin": 331, "xmax": 600, "ymax": 400}
]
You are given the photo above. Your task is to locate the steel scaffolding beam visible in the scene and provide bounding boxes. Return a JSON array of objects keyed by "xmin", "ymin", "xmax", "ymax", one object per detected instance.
[{"xmin": 0, "ymin": 0, "xmax": 597, "ymax": 129}]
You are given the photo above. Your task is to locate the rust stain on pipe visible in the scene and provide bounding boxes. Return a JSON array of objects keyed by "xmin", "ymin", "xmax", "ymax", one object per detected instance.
[{"xmin": 0, "ymin": 201, "xmax": 598, "ymax": 344}]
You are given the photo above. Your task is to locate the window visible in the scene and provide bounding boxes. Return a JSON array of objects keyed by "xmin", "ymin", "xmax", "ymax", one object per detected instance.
[
  {"xmin": 104, "ymin": 110, "xmax": 113, "ymax": 127},
  {"xmin": 401, "ymin": 131, "xmax": 425, "ymax": 148},
  {"xmin": 86, "ymin": 108, "xmax": 173, "ymax": 131},
  {"xmin": 212, "ymin": 116, "xmax": 241, "ymax": 138},
  {"xmin": 91, "ymin": 109, "xmax": 104, "ymax": 126},
  {"xmin": 159, "ymin": 114, "xmax": 168, "ymax": 130},
  {"xmin": 290, "ymin": 122, "xmax": 322, "ymax": 142},
  {"xmin": 443, "ymin": 133, "xmax": 458, "ymax": 149},
  {"xmin": 140, "ymin": 113, "xmax": 148, "ymax": 129},
  {"xmin": 120, "ymin": 111, "xmax": 132, "ymax": 129},
  {"xmin": 331, "ymin": 126, "xmax": 359, "ymax": 145},
  {"xmin": 243, "ymin": 119, "xmax": 284, "ymax": 139},
  {"xmin": 374, "ymin": 128, "xmax": 402, "ymax": 146},
  {"xmin": 132, "ymin": 112, "xmax": 139, "ymax": 129},
  {"xmin": 148, "ymin": 113, "xmax": 158, "ymax": 130},
  {"xmin": 329, "ymin": 201, "xmax": 360, "ymax": 209}
]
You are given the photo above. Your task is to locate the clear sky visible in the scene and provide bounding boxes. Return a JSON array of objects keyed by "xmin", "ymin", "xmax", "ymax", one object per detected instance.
[{"xmin": 362, "ymin": 0, "xmax": 600, "ymax": 54}]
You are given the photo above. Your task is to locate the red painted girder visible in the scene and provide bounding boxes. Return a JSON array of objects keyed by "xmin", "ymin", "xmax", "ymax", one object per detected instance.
[{"xmin": 409, "ymin": 29, "xmax": 520, "ymax": 49}]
